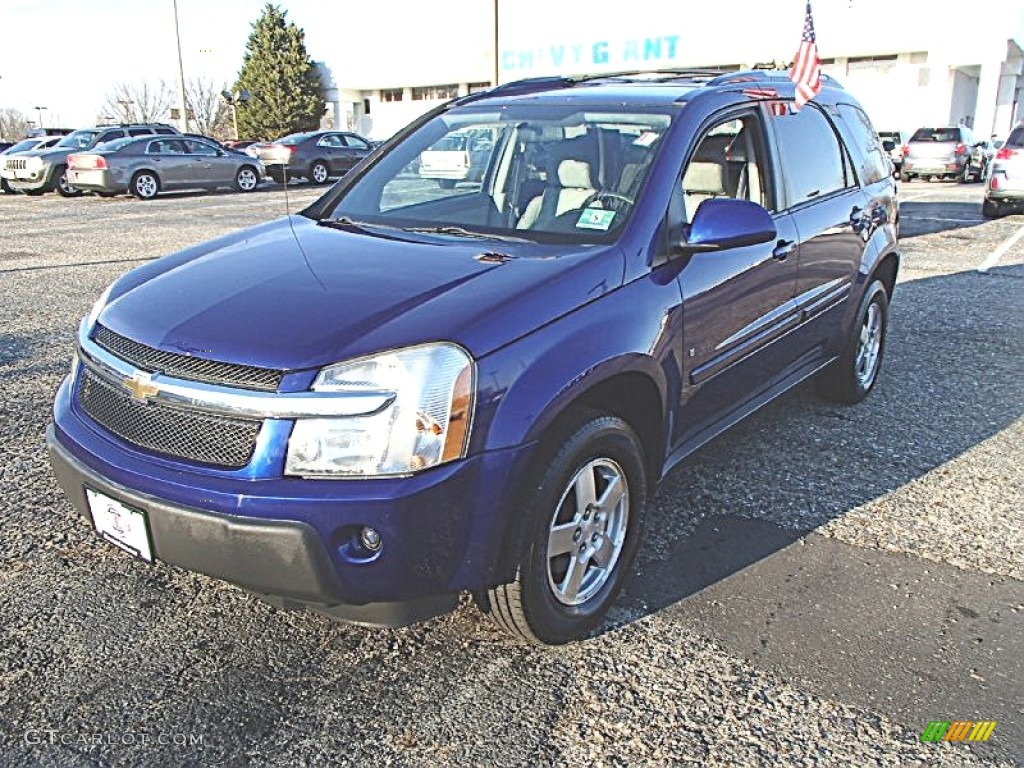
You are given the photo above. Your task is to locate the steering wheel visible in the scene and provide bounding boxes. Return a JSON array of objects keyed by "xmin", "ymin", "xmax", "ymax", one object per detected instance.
[{"xmin": 580, "ymin": 190, "xmax": 635, "ymax": 210}]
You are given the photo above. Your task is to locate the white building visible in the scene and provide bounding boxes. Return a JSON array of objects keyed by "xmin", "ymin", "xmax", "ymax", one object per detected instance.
[{"xmin": 323, "ymin": 0, "xmax": 1024, "ymax": 142}]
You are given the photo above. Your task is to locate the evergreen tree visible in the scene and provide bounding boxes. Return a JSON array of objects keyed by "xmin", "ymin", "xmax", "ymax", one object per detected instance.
[{"xmin": 234, "ymin": 3, "xmax": 325, "ymax": 140}]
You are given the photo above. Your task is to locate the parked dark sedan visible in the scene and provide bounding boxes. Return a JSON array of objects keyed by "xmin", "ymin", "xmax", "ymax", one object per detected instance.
[
  {"xmin": 66, "ymin": 135, "xmax": 265, "ymax": 199},
  {"xmin": 253, "ymin": 131, "xmax": 374, "ymax": 184}
]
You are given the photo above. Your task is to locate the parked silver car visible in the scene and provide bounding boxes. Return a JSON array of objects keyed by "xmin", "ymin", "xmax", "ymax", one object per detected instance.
[
  {"xmin": 66, "ymin": 135, "xmax": 266, "ymax": 200},
  {"xmin": 901, "ymin": 125, "xmax": 975, "ymax": 182},
  {"xmin": 983, "ymin": 123, "xmax": 1024, "ymax": 218},
  {"xmin": 0, "ymin": 123, "xmax": 180, "ymax": 196},
  {"xmin": 877, "ymin": 130, "xmax": 908, "ymax": 174}
]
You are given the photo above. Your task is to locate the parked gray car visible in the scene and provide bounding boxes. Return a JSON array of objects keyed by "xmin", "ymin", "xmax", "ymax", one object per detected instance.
[
  {"xmin": 983, "ymin": 123, "xmax": 1024, "ymax": 218},
  {"xmin": 253, "ymin": 131, "xmax": 374, "ymax": 184},
  {"xmin": 66, "ymin": 135, "xmax": 265, "ymax": 199},
  {"xmin": 1, "ymin": 135, "xmax": 62, "ymax": 194},
  {"xmin": 901, "ymin": 125, "xmax": 975, "ymax": 182},
  {"xmin": 0, "ymin": 123, "xmax": 181, "ymax": 196}
]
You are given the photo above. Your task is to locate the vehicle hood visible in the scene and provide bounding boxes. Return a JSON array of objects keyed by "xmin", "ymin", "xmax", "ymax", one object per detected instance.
[
  {"xmin": 17, "ymin": 147, "xmax": 74, "ymax": 161},
  {"xmin": 98, "ymin": 216, "xmax": 625, "ymax": 371}
]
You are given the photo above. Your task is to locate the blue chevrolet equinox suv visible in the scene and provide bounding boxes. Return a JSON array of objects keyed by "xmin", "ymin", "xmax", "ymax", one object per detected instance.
[{"xmin": 48, "ymin": 70, "xmax": 899, "ymax": 644}]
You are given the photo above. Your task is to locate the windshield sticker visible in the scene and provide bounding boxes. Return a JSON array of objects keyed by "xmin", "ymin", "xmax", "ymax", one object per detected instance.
[
  {"xmin": 633, "ymin": 131, "xmax": 660, "ymax": 147},
  {"xmin": 576, "ymin": 208, "xmax": 616, "ymax": 230}
]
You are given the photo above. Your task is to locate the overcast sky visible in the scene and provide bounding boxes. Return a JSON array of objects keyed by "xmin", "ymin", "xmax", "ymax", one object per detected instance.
[{"xmin": 2, "ymin": 0, "xmax": 1022, "ymax": 128}]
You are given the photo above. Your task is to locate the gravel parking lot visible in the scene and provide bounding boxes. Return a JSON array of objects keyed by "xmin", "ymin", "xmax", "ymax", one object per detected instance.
[{"xmin": 1, "ymin": 181, "xmax": 1021, "ymax": 767}]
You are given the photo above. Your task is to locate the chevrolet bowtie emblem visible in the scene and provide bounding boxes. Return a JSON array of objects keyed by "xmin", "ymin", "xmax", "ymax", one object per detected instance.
[{"xmin": 121, "ymin": 373, "xmax": 160, "ymax": 402}]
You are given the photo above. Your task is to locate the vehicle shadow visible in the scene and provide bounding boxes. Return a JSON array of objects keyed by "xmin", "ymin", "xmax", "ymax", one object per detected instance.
[
  {"xmin": 898, "ymin": 200, "xmax": 988, "ymax": 238},
  {"xmin": 613, "ymin": 263, "xmax": 1023, "ymax": 626}
]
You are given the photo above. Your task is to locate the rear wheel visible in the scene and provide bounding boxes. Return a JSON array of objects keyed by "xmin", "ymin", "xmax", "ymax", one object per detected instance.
[
  {"xmin": 982, "ymin": 198, "xmax": 1002, "ymax": 219},
  {"xmin": 816, "ymin": 280, "xmax": 889, "ymax": 404},
  {"xmin": 235, "ymin": 166, "xmax": 259, "ymax": 192},
  {"xmin": 483, "ymin": 410, "xmax": 647, "ymax": 645},
  {"xmin": 1, "ymin": 178, "xmax": 12, "ymax": 195},
  {"xmin": 309, "ymin": 161, "xmax": 329, "ymax": 185},
  {"xmin": 438, "ymin": 179, "xmax": 457, "ymax": 190},
  {"xmin": 130, "ymin": 171, "xmax": 160, "ymax": 200},
  {"xmin": 55, "ymin": 165, "xmax": 82, "ymax": 198}
]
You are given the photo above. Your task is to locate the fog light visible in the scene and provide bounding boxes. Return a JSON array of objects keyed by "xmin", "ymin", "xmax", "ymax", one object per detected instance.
[{"xmin": 360, "ymin": 526, "xmax": 382, "ymax": 552}]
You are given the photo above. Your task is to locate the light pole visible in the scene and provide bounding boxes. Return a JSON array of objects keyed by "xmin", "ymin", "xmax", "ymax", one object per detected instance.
[
  {"xmin": 221, "ymin": 90, "xmax": 251, "ymax": 141},
  {"xmin": 33, "ymin": 106, "xmax": 47, "ymax": 129},
  {"xmin": 172, "ymin": 0, "xmax": 189, "ymax": 132}
]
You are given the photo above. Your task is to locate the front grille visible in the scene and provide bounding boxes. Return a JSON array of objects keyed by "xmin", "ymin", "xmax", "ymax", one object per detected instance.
[
  {"xmin": 77, "ymin": 368, "xmax": 261, "ymax": 469},
  {"xmin": 93, "ymin": 324, "xmax": 283, "ymax": 391}
]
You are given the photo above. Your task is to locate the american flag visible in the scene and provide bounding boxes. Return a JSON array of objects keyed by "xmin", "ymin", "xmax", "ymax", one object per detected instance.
[{"xmin": 790, "ymin": 1, "xmax": 821, "ymax": 109}]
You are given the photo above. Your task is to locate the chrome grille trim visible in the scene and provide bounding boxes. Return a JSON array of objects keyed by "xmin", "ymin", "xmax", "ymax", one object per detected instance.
[
  {"xmin": 77, "ymin": 319, "xmax": 394, "ymax": 419},
  {"xmin": 94, "ymin": 324, "xmax": 283, "ymax": 391}
]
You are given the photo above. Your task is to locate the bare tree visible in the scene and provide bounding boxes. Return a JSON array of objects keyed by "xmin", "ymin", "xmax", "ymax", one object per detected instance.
[
  {"xmin": 0, "ymin": 108, "xmax": 31, "ymax": 140},
  {"xmin": 186, "ymin": 78, "xmax": 233, "ymax": 139},
  {"xmin": 101, "ymin": 81, "xmax": 174, "ymax": 124}
]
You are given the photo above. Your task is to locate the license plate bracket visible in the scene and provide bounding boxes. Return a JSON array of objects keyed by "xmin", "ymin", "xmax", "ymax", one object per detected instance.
[{"xmin": 85, "ymin": 487, "xmax": 154, "ymax": 563}]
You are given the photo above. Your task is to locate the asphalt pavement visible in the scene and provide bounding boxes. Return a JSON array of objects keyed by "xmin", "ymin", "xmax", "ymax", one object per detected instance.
[{"xmin": 0, "ymin": 180, "xmax": 1020, "ymax": 767}]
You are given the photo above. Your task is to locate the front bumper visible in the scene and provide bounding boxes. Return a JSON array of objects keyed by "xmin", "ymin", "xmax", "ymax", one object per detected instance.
[
  {"xmin": 49, "ymin": 370, "xmax": 533, "ymax": 624},
  {"xmin": 47, "ymin": 424, "xmax": 456, "ymax": 626},
  {"xmin": 2, "ymin": 164, "xmax": 55, "ymax": 191}
]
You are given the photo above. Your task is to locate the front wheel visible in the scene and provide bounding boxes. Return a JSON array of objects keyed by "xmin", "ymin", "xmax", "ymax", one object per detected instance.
[
  {"xmin": 484, "ymin": 411, "xmax": 647, "ymax": 645},
  {"xmin": 235, "ymin": 166, "xmax": 259, "ymax": 192},
  {"xmin": 130, "ymin": 171, "xmax": 160, "ymax": 200},
  {"xmin": 816, "ymin": 280, "xmax": 889, "ymax": 404}
]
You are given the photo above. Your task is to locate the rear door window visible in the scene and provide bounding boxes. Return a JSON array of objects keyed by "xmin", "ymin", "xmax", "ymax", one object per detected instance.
[
  {"xmin": 768, "ymin": 103, "xmax": 849, "ymax": 206},
  {"xmin": 1006, "ymin": 125, "xmax": 1024, "ymax": 147}
]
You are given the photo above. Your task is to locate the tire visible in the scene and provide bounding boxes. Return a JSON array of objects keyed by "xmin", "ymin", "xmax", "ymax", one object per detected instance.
[
  {"xmin": 1, "ymin": 178, "xmax": 12, "ymax": 195},
  {"xmin": 484, "ymin": 410, "xmax": 647, "ymax": 645},
  {"xmin": 816, "ymin": 279, "xmax": 889, "ymax": 404},
  {"xmin": 54, "ymin": 165, "xmax": 82, "ymax": 198},
  {"xmin": 130, "ymin": 171, "xmax": 160, "ymax": 200},
  {"xmin": 24, "ymin": 189, "xmax": 45, "ymax": 196},
  {"xmin": 903, "ymin": 173, "xmax": 915, "ymax": 182},
  {"xmin": 438, "ymin": 179, "xmax": 457, "ymax": 190},
  {"xmin": 982, "ymin": 198, "xmax": 1001, "ymax": 219},
  {"xmin": 234, "ymin": 165, "xmax": 259, "ymax": 192},
  {"xmin": 97, "ymin": 191, "xmax": 119, "ymax": 198},
  {"xmin": 961, "ymin": 166, "xmax": 974, "ymax": 184},
  {"xmin": 309, "ymin": 161, "xmax": 330, "ymax": 185},
  {"xmin": 268, "ymin": 170, "xmax": 286, "ymax": 184}
]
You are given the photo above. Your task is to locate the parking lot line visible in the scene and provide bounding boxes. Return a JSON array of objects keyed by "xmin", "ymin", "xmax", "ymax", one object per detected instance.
[{"xmin": 977, "ymin": 222, "xmax": 1024, "ymax": 273}]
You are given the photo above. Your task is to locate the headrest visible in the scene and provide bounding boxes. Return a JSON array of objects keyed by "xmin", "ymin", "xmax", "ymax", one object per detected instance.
[
  {"xmin": 683, "ymin": 161, "xmax": 726, "ymax": 195},
  {"xmin": 557, "ymin": 159, "xmax": 594, "ymax": 189}
]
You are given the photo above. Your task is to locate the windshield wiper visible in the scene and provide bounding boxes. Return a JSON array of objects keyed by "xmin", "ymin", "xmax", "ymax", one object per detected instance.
[
  {"xmin": 317, "ymin": 217, "xmax": 401, "ymax": 233},
  {"xmin": 404, "ymin": 225, "xmax": 530, "ymax": 243}
]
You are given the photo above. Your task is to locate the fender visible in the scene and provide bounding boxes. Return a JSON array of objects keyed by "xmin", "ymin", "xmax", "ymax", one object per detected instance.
[{"xmin": 473, "ymin": 272, "xmax": 682, "ymax": 455}]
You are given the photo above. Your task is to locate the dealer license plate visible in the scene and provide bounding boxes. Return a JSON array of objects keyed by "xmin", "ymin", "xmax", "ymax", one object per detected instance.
[{"xmin": 85, "ymin": 488, "xmax": 153, "ymax": 562}]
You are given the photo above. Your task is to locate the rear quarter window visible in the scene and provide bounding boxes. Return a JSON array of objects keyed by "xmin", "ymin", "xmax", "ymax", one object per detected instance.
[
  {"xmin": 836, "ymin": 104, "xmax": 891, "ymax": 185},
  {"xmin": 1006, "ymin": 125, "xmax": 1024, "ymax": 148}
]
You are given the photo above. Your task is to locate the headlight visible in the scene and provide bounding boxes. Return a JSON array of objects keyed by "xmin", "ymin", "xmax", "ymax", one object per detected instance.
[
  {"xmin": 85, "ymin": 282, "xmax": 115, "ymax": 330},
  {"xmin": 285, "ymin": 343, "xmax": 475, "ymax": 478}
]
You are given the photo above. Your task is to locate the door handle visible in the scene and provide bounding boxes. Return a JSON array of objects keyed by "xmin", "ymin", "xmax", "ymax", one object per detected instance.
[{"xmin": 772, "ymin": 239, "xmax": 795, "ymax": 260}]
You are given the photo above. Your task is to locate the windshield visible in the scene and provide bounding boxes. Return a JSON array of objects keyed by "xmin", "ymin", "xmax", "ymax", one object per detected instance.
[
  {"xmin": 95, "ymin": 137, "xmax": 139, "ymax": 152},
  {"xmin": 317, "ymin": 106, "xmax": 673, "ymax": 243},
  {"xmin": 911, "ymin": 128, "xmax": 959, "ymax": 143},
  {"xmin": 7, "ymin": 139, "xmax": 42, "ymax": 153},
  {"xmin": 56, "ymin": 130, "xmax": 101, "ymax": 149}
]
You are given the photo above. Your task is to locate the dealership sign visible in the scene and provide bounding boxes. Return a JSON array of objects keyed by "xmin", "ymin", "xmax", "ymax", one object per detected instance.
[{"xmin": 500, "ymin": 34, "xmax": 685, "ymax": 78}]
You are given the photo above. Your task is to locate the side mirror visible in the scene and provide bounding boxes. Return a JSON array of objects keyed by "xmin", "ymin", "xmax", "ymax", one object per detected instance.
[{"xmin": 680, "ymin": 198, "xmax": 776, "ymax": 255}]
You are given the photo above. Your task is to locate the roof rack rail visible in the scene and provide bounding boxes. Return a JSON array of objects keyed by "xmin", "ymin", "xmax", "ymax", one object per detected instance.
[
  {"xmin": 706, "ymin": 69, "xmax": 841, "ymax": 87},
  {"xmin": 453, "ymin": 76, "xmax": 577, "ymax": 105}
]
